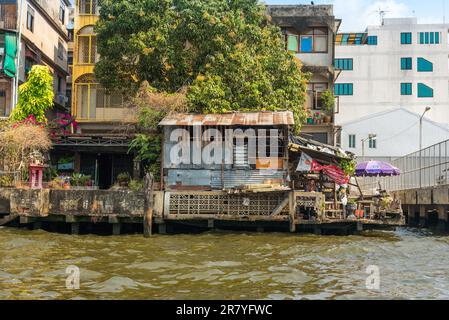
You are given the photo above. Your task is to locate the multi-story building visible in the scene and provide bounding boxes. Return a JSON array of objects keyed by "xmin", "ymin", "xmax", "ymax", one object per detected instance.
[
  {"xmin": 267, "ymin": 5, "xmax": 341, "ymax": 146},
  {"xmin": 335, "ymin": 18, "xmax": 449, "ymax": 161},
  {"xmin": 0, "ymin": 0, "xmax": 70, "ymax": 117},
  {"xmin": 52, "ymin": 0, "xmax": 134, "ymax": 189}
]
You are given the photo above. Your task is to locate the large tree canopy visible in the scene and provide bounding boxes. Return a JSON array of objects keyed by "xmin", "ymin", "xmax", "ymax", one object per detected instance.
[{"xmin": 95, "ymin": 0, "xmax": 309, "ymax": 132}]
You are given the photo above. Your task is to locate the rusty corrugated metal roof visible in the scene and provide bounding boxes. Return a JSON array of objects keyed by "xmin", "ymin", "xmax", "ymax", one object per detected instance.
[{"xmin": 159, "ymin": 111, "xmax": 295, "ymax": 126}]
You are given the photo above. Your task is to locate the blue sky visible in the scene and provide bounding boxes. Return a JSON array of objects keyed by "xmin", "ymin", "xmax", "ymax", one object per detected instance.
[{"xmin": 264, "ymin": 0, "xmax": 449, "ymax": 31}]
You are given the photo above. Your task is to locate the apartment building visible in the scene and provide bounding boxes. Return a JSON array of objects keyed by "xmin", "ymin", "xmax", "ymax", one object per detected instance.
[
  {"xmin": 52, "ymin": 0, "xmax": 134, "ymax": 189},
  {"xmin": 335, "ymin": 18, "xmax": 449, "ymax": 160},
  {"xmin": 0, "ymin": 0, "xmax": 70, "ymax": 117},
  {"xmin": 267, "ymin": 5, "xmax": 341, "ymax": 146}
]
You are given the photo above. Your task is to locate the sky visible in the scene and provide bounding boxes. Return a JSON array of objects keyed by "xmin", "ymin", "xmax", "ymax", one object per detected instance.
[{"xmin": 264, "ymin": 0, "xmax": 449, "ymax": 31}]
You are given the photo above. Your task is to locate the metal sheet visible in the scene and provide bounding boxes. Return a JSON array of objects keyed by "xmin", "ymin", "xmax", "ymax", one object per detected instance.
[{"xmin": 159, "ymin": 111, "xmax": 294, "ymax": 126}]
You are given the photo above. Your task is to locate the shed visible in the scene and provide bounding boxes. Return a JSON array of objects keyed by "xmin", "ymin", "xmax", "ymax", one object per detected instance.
[{"xmin": 159, "ymin": 111, "xmax": 294, "ymax": 191}]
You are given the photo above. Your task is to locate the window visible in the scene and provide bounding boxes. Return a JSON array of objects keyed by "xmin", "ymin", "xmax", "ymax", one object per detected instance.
[
  {"xmin": 75, "ymin": 74, "xmax": 124, "ymax": 120},
  {"xmin": 401, "ymin": 57, "xmax": 412, "ymax": 70},
  {"xmin": 77, "ymin": 26, "xmax": 97, "ymax": 64},
  {"xmin": 57, "ymin": 41, "xmax": 64, "ymax": 60},
  {"xmin": 401, "ymin": 83, "xmax": 412, "ymax": 95},
  {"xmin": 367, "ymin": 36, "xmax": 378, "ymax": 45},
  {"xmin": 57, "ymin": 76, "xmax": 62, "ymax": 93},
  {"xmin": 306, "ymin": 83, "xmax": 328, "ymax": 110},
  {"xmin": 401, "ymin": 32, "xmax": 412, "ymax": 44},
  {"xmin": 0, "ymin": 89, "xmax": 6, "ymax": 117},
  {"xmin": 27, "ymin": 5, "xmax": 34, "ymax": 32},
  {"xmin": 283, "ymin": 28, "xmax": 328, "ymax": 53},
  {"xmin": 335, "ymin": 58, "xmax": 353, "ymax": 70},
  {"xmin": 348, "ymin": 134, "xmax": 356, "ymax": 148},
  {"xmin": 419, "ymin": 32, "xmax": 440, "ymax": 44},
  {"xmin": 287, "ymin": 34, "xmax": 299, "ymax": 52},
  {"xmin": 334, "ymin": 83, "xmax": 353, "ymax": 96},
  {"xmin": 369, "ymin": 136, "xmax": 377, "ymax": 149},
  {"xmin": 417, "ymin": 57, "xmax": 433, "ymax": 72},
  {"xmin": 79, "ymin": 0, "xmax": 100, "ymax": 15},
  {"xmin": 418, "ymin": 83, "xmax": 434, "ymax": 98},
  {"xmin": 59, "ymin": 2, "xmax": 65, "ymax": 24},
  {"xmin": 310, "ymin": 133, "xmax": 328, "ymax": 145}
]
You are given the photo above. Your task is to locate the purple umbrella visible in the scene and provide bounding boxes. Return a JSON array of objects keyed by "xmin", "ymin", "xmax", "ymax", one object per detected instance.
[{"xmin": 355, "ymin": 161, "xmax": 401, "ymax": 177}]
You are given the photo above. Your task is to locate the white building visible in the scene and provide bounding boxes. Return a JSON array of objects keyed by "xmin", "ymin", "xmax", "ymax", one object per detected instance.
[
  {"xmin": 340, "ymin": 107, "xmax": 449, "ymax": 162},
  {"xmin": 335, "ymin": 18, "xmax": 449, "ymax": 160}
]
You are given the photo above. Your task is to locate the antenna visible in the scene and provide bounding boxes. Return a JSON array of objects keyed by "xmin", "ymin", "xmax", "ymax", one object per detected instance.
[
  {"xmin": 374, "ymin": 7, "xmax": 391, "ymax": 25},
  {"xmin": 444, "ymin": 0, "xmax": 446, "ymax": 24}
]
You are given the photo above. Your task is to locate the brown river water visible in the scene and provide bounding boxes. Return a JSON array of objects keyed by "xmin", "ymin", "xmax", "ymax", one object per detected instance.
[{"xmin": 0, "ymin": 227, "xmax": 449, "ymax": 300}]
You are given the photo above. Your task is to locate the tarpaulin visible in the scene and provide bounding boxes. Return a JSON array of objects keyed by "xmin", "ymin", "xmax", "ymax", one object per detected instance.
[
  {"xmin": 3, "ymin": 32, "xmax": 17, "ymax": 78},
  {"xmin": 311, "ymin": 160, "xmax": 349, "ymax": 185}
]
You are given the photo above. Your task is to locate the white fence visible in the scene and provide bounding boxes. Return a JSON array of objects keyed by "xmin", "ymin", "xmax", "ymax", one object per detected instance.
[{"xmin": 358, "ymin": 139, "xmax": 449, "ymax": 193}]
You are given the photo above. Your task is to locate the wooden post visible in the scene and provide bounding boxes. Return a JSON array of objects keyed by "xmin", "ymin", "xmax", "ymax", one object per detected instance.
[
  {"xmin": 289, "ymin": 191, "xmax": 296, "ymax": 233},
  {"xmin": 143, "ymin": 173, "xmax": 154, "ymax": 238}
]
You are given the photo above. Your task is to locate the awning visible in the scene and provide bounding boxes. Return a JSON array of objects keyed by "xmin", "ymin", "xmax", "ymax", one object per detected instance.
[{"xmin": 3, "ymin": 32, "xmax": 17, "ymax": 78}]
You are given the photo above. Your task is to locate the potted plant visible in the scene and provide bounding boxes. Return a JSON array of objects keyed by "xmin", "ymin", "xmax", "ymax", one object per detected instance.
[
  {"xmin": 313, "ymin": 112, "xmax": 322, "ymax": 124},
  {"xmin": 306, "ymin": 110, "xmax": 314, "ymax": 124},
  {"xmin": 321, "ymin": 90, "xmax": 335, "ymax": 124},
  {"xmin": 346, "ymin": 199, "xmax": 357, "ymax": 215},
  {"xmin": 117, "ymin": 172, "xmax": 131, "ymax": 187}
]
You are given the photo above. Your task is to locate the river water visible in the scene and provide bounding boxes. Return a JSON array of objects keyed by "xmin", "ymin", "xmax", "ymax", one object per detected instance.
[{"xmin": 0, "ymin": 226, "xmax": 449, "ymax": 300}]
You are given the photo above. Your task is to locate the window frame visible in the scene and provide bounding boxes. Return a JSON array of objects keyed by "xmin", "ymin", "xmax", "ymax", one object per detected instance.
[
  {"xmin": 369, "ymin": 137, "xmax": 377, "ymax": 149},
  {"xmin": 348, "ymin": 134, "xmax": 356, "ymax": 149},
  {"xmin": 367, "ymin": 36, "xmax": 378, "ymax": 45},
  {"xmin": 417, "ymin": 83, "xmax": 434, "ymax": 98},
  {"xmin": 59, "ymin": 1, "xmax": 65, "ymax": 24},
  {"xmin": 334, "ymin": 83, "xmax": 353, "ymax": 96},
  {"xmin": 401, "ymin": 57, "xmax": 412, "ymax": 70},
  {"xmin": 401, "ymin": 32, "xmax": 412, "ymax": 44},
  {"xmin": 401, "ymin": 83, "xmax": 413, "ymax": 96},
  {"xmin": 26, "ymin": 5, "xmax": 35, "ymax": 32},
  {"xmin": 335, "ymin": 58, "xmax": 353, "ymax": 70},
  {"xmin": 283, "ymin": 27, "xmax": 329, "ymax": 54}
]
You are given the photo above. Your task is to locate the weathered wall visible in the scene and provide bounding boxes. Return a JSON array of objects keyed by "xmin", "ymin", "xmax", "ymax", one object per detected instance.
[
  {"xmin": 6, "ymin": 189, "xmax": 164, "ymax": 219},
  {"xmin": 0, "ymin": 188, "xmax": 12, "ymax": 213}
]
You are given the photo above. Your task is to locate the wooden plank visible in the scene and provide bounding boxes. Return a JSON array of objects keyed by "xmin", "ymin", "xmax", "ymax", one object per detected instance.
[{"xmin": 270, "ymin": 196, "xmax": 289, "ymax": 216}]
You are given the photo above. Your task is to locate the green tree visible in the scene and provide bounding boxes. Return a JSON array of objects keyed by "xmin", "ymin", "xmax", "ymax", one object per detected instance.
[
  {"xmin": 95, "ymin": 0, "xmax": 308, "ymax": 132},
  {"xmin": 10, "ymin": 65, "xmax": 55, "ymax": 123}
]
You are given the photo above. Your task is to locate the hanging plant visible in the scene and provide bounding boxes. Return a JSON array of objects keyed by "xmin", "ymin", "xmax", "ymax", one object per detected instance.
[{"xmin": 340, "ymin": 158, "xmax": 356, "ymax": 177}]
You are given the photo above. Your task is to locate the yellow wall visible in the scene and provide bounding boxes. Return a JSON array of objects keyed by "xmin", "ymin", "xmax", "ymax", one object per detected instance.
[{"xmin": 72, "ymin": 0, "xmax": 128, "ymax": 123}]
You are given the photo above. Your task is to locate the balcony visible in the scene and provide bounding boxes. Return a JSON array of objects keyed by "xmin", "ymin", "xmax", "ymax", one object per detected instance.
[{"xmin": 0, "ymin": 4, "xmax": 17, "ymax": 31}]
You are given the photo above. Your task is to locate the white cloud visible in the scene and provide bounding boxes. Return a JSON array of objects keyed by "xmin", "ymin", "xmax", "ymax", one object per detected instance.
[{"xmin": 332, "ymin": 0, "xmax": 413, "ymax": 31}]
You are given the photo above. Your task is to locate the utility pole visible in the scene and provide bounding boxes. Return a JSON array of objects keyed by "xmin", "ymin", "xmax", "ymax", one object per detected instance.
[
  {"xmin": 361, "ymin": 134, "xmax": 377, "ymax": 162},
  {"xmin": 13, "ymin": 0, "xmax": 24, "ymax": 110},
  {"xmin": 419, "ymin": 107, "xmax": 431, "ymax": 188}
]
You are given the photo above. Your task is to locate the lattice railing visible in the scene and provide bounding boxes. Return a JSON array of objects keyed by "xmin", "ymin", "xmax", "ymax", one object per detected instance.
[{"xmin": 167, "ymin": 192, "xmax": 289, "ymax": 216}]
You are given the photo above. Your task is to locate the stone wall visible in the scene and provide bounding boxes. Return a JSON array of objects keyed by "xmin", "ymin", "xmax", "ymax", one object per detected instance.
[{"xmin": 4, "ymin": 189, "xmax": 164, "ymax": 219}]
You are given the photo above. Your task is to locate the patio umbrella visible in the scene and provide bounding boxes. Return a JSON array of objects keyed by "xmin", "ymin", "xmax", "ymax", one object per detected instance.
[{"xmin": 355, "ymin": 161, "xmax": 401, "ymax": 177}]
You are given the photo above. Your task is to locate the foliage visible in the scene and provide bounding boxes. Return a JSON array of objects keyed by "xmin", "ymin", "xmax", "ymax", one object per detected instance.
[
  {"xmin": 117, "ymin": 172, "xmax": 131, "ymax": 185},
  {"xmin": 0, "ymin": 122, "xmax": 52, "ymax": 180},
  {"xmin": 44, "ymin": 167, "xmax": 59, "ymax": 182},
  {"xmin": 70, "ymin": 173, "xmax": 92, "ymax": 187},
  {"xmin": 321, "ymin": 90, "xmax": 335, "ymax": 115},
  {"xmin": 340, "ymin": 159, "xmax": 357, "ymax": 177},
  {"xmin": 129, "ymin": 133, "xmax": 161, "ymax": 180},
  {"xmin": 49, "ymin": 113, "xmax": 78, "ymax": 137},
  {"xmin": 10, "ymin": 65, "xmax": 54, "ymax": 123},
  {"xmin": 129, "ymin": 179, "xmax": 144, "ymax": 192},
  {"xmin": 48, "ymin": 177, "xmax": 64, "ymax": 190},
  {"xmin": 0, "ymin": 175, "xmax": 14, "ymax": 187},
  {"xmin": 95, "ymin": 0, "xmax": 308, "ymax": 133}
]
